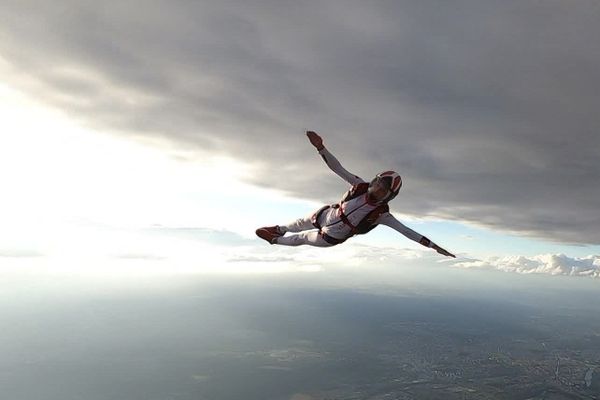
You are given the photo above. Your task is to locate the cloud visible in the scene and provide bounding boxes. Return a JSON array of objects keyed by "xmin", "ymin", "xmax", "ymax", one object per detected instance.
[
  {"xmin": 0, "ymin": 249, "xmax": 44, "ymax": 258},
  {"xmin": 289, "ymin": 395, "xmax": 315, "ymax": 400},
  {"xmin": 144, "ymin": 226, "xmax": 255, "ymax": 247},
  {"xmin": 113, "ymin": 253, "xmax": 166, "ymax": 261},
  {"xmin": 454, "ymin": 254, "xmax": 600, "ymax": 278},
  {"xmin": 227, "ymin": 255, "xmax": 297, "ymax": 263},
  {"xmin": 1, "ymin": 2, "xmax": 600, "ymax": 244},
  {"xmin": 352, "ymin": 243, "xmax": 600, "ymax": 279},
  {"xmin": 350, "ymin": 243, "xmax": 429, "ymax": 262}
]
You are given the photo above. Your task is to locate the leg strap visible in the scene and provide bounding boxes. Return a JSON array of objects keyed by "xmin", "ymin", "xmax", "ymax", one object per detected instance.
[
  {"xmin": 319, "ymin": 232, "xmax": 346, "ymax": 246},
  {"xmin": 311, "ymin": 205, "xmax": 330, "ymax": 229}
]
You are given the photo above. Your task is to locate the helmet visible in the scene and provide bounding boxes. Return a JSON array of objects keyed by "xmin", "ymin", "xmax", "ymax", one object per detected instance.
[{"xmin": 373, "ymin": 170, "xmax": 402, "ymax": 201}]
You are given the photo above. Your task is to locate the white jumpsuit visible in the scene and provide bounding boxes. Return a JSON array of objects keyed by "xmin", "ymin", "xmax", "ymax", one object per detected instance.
[{"xmin": 276, "ymin": 148, "xmax": 433, "ymax": 248}]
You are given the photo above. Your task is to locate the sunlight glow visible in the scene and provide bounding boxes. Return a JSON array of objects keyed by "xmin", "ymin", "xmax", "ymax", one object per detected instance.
[{"xmin": 0, "ymin": 82, "xmax": 316, "ymax": 274}]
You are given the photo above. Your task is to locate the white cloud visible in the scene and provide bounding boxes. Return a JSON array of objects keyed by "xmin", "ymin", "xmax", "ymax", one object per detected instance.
[
  {"xmin": 453, "ymin": 254, "xmax": 600, "ymax": 278},
  {"xmin": 0, "ymin": 249, "xmax": 44, "ymax": 258}
]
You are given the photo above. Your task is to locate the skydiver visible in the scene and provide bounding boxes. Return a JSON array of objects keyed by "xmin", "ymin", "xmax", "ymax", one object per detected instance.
[{"xmin": 256, "ymin": 131, "xmax": 456, "ymax": 258}]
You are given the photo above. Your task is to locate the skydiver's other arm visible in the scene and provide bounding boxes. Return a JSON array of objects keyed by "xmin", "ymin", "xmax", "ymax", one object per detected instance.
[
  {"xmin": 306, "ymin": 131, "xmax": 364, "ymax": 185},
  {"xmin": 376, "ymin": 213, "xmax": 456, "ymax": 258}
]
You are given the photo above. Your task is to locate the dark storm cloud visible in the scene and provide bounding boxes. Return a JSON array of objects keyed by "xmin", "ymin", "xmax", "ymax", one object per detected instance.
[{"xmin": 1, "ymin": 1, "xmax": 600, "ymax": 244}]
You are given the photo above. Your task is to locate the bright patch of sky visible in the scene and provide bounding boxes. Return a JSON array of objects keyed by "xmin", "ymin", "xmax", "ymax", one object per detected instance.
[
  {"xmin": 1, "ymin": 82, "xmax": 599, "ymax": 277},
  {"xmin": 370, "ymin": 219, "xmax": 600, "ymax": 259}
]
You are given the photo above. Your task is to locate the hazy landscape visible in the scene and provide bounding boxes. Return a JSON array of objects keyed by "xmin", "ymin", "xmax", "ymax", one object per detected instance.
[{"xmin": 1, "ymin": 265, "xmax": 598, "ymax": 400}]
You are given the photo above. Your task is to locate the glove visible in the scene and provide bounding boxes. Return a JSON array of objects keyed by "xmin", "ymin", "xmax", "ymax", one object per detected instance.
[
  {"xmin": 306, "ymin": 131, "xmax": 324, "ymax": 151},
  {"xmin": 433, "ymin": 244, "xmax": 456, "ymax": 258}
]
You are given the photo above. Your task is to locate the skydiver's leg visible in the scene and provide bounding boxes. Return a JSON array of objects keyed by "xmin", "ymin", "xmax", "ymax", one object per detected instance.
[
  {"xmin": 256, "ymin": 211, "xmax": 319, "ymax": 245},
  {"xmin": 279, "ymin": 205, "xmax": 329, "ymax": 234},
  {"xmin": 275, "ymin": 230, "xmax": 333, "ymax": 247},
  {"xmin": 259, "ymin": 205, "xmax": 332, "ymax": 246},
  {"xmin": 278, "ymin": 216, "xmax": 315, "ymax": 234}
]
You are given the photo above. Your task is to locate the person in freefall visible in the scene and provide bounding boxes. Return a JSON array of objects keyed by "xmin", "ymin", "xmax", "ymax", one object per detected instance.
[{"xmin": 256, "ymin": 131, "xmax": 456, "ymax": 258}]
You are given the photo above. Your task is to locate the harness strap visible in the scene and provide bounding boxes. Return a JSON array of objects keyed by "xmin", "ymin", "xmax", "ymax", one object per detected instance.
[
  {"xmin": 337, "ymin": 207, "xmax": 358, "ymax": 234},
  {"xmin": 311, "ymin": 205, "xmax": 330, "ymax": 229},
  {"xmin": 319, "ymin": 232, "xmax": 346, "ymax": 245},
  {"xmin": 311, "ymin": 196, "xmax": 386, "ymax": 246},
  {"xmin": 311, "ymin": 205, "xmax": 346, "ymax": 246}
]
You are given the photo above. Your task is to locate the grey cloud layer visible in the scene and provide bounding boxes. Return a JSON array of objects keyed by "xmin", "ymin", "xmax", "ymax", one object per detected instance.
[{"xmin": 2, "ymin": 1, "xmax": 600, "ymax": 244}]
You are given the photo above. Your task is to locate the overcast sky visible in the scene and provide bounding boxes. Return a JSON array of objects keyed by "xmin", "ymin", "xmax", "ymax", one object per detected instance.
[{"xmin": 1, "ymin": 1, "xmax": 600, "ymax": 248}]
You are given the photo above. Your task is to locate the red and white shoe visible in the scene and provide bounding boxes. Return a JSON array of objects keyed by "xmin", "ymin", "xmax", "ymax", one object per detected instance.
[{"xmin": 255, "ymin": 226, "xmax": 283, "ymax": 244}]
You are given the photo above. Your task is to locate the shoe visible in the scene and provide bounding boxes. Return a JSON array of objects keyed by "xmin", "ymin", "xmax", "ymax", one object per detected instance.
[{"xmin": 255, "ymin": 226, "xmax": 282, "ymax": 244}]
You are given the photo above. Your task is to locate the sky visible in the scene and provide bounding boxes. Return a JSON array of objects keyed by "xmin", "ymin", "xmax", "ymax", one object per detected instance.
[{"xmin": 1, "ymin": 1, "xmax": 600, "ymax": 278}]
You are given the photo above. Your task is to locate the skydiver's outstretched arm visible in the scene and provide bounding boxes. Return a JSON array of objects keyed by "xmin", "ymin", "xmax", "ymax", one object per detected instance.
[
  {"xmin": 306, "ymin": 131, "xmax": 364, "ymax": 185},
  {"xmin": 376, "ymin": 213, "xmax": 456, "ymax": 258}
]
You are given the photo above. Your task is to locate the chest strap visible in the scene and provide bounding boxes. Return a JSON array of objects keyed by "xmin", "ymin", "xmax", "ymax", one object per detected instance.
[{"xmin": 333, "ymin": 203, "xmax": 361, "ymax": 235}]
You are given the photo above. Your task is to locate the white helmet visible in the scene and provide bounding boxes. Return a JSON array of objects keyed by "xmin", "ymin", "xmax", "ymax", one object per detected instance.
[{"xmin": 373, "ymin": 170, "xmax": 402, "ymax": 201}]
